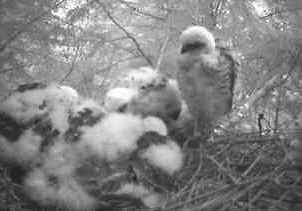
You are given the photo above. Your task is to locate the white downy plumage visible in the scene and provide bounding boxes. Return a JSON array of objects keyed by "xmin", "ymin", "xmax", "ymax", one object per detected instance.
[
  {"xmin": 0, "ymin": 84, "xmax": 79, "ymax": 133},
  {"xmin": 143, "ymin": 116, "xmax": 168, "ymax": 136},
  {"xmin": 104, "ymin": 87, "xmax": 138, "ymax": 112},
  {"xmin": 24, "ymin": 168, "xmax": 96, "ymax": 210},
  {"xmin": 79, "ymin": 112, "xmax": 146, "ymax": 161},
  {"xmin": 72, "ymin": 98, "xmax": 106, "ymax": 118},
  {"xmin": 0, "ymin": 82, "xmax": 184, "ymax": 210},
  {"xmin": 0, "ymin": 129, "xmax": 43, "ymax": 165},
  {"xmin": 116, "ymin": 183, "xmax": 165, "ymax": 208},
  {"xmin": 140, "ymin": 140, "xmax": 183, "ymax": 175}
]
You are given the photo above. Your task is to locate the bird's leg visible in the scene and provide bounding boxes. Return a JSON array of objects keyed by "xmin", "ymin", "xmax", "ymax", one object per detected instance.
[
  {"xmin": 183, "ymin": 119, "xmax": 202, "ymax": 149},
  {"xmin": 193, "ymin": 119, "xmax": 202, "ymax": 137},
  {"xmin": 196, "ymin": 118, "xmax": 214, "ymax": 143},
  {"xmin": 206, "ymin": 127, "xmax": 215, "ymax": 142}
]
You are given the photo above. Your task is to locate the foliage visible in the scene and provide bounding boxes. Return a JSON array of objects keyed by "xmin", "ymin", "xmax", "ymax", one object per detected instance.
[{"xmin": 0, "ymin": 0, "xmax": 302, "ymax": 210}]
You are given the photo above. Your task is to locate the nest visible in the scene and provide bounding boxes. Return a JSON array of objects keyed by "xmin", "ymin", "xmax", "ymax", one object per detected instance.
[
  {"xmin": 166, "ymin": 129, "xmax": 302, "ymax": 211},
  {"xmin": 1, "ymin": 130, "xmax": 302, "ymax": 211}
]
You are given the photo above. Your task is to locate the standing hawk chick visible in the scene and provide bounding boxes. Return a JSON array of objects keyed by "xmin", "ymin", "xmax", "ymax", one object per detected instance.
[{"xmin": 177, "ymin": 26, "xmax": 238, "ymax": 139}]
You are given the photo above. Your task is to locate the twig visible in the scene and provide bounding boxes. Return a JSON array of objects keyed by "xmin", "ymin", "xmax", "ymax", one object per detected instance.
[
  {"xmin": 268, "ymin": 176, "xmax": 302, "ymax": 210},
  {"xmin": 210, "ymin": 0, "xmax": 226, "ymax": 27},
  {"xmin": 274, "ymin": 75, "xmax": 283, "ymax": 133},
  {"xmin": 167, "ymin": 184, "xmax": 232, "ymax": 210},
  {"xmin": 95, "ymin": 0, "xmax": 153, "ymax": 67},
  {"xmin": 95, "ymin": 55, "xmax": 139, "ymax": 74},
  {"xmin": 95, "ymin": 50, "xmax": 118, "ymax": 91},
  {"xmin": 220, "ymin": 179, "xmax": 265, "ymax": 211},
  {"xmin": 207, "ymin": 155, "xmax": 238, "ymax": 184},
  {"xmin": 241, "ymin": 154, "xmax": 263, "ymax": 178},
  {"xmin": 155, "ymin": 35, "xmax": 170, "ymax": 72},
  {"xmin": 60, "ymin": 44, "xmax": 81, "ymax": 83},
  {"xmin": 228, "ymin": 47, "xmax": 302, "ymax": 127},
  {"xmin": 173, "ymin": 148, "xmax": 203, "ymax": 198},
  {"xmin": 0, "ymin": 0, "xmax": 67, "ymax": 53},
  {"xmin": 260, "ymin": 7, "xmax": 302, "ymax": 19},
  {"xmin": 118, "ymin": 0, "xmax": 166, "ymax": 21}
]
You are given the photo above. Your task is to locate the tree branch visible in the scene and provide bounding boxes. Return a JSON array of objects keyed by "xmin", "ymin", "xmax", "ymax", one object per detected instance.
[
  {"xmin": 95, "ymin": 55, "xmax": 139, "ymax": 74},
  {"xmin": 155, "ymin": 35, "xmax": 170, "ymax": 72},
  {"xmin": 260, "ymin": 7, "xmax": 302, "ymax": 19},
  {"xmin": 60, "ymin": 45, "xmax": 81, "ymax": 83},
  {"xmin": 0, "ymin": 0, "xmax": 67, "ymax": 53},
  {"xmin": 118, "ymin": 0, "xmax": 166, "ymax": 21},
  {"xmin": 229, "ymin": 47, "xmax": 302, "ymax": 126},
  {"xmin": 95, "ymin": 0, "xmax": 153, "ymax": 67}
]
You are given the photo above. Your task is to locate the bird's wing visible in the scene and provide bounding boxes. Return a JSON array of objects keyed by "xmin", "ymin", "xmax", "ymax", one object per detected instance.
[
  {"xmin": 218, "ymin": 46, "xmax": 239, "ymax": 86},
  {"xmin": 196, "ymin": 46, "xmax": 238, "ymax": 112}
]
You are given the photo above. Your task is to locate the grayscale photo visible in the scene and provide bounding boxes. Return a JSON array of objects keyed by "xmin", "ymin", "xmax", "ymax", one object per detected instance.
[{"xmin": 0, "ymin": 0, "xmax": 301, "ymax": 210}]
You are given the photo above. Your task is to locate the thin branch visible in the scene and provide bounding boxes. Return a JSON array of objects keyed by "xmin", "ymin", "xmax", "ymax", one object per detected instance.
[
  {"xmin": 95, "ymin": 0, "xmax": 153, "ymax": 67},
  {"xmin": 0, "ymin": 63, "xmax": 34, "ymax": 79},
  {"xmin": 210, "ymin": 0, "xmax": 226, "ymax": 27},
  {"xmin": 0, "ymin": 0, "xmax": 67, "ymax": 53},
  {"xmin": 118, "ymin": 0, "xmax": 166, "ymax": 21},
  {"xmin": 274, "ymin": 75, "xmax": 282, "ymax": 133},
  {"xmin": 207, "ymin": 155, "xmax": 238, "ymax": 184},
  {"xmin": 95, "ymin": 50, "xmax": 117, "ymax": 91},
  {"xmin": 95, "ymin": 55, "xmax": 139, "ymax": 74},
  {"xmin": 0, "ymin": 68, "xmax": 14, "ymax": 74},
  {"xmin": 155, "ymin": 35, "xmax": 170, "ymax": 72},
  {"xmin": 60, "ymin": 45, "xmax": 81, "ymax": 83},
  {"xmin": 229, "ymin": 47, "xmax": 302, "ymax": 126},
  {"xmin": 260, "ymin": 7, "xmax": 302, "ymax": 19}
]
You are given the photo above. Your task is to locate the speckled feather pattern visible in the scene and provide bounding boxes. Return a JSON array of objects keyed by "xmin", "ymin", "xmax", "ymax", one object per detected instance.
[{"xmin": 177, "ymin": 47, "xmax": 236, "ymax": 136}]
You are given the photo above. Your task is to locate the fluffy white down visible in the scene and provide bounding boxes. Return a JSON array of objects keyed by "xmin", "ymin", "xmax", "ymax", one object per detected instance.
[
  {"xmin": 116, "ymin": 183, "xmax": 164, "ymax": 208},
  {"xmin": 104, "ymin": 87, "xmax": 138, "ymax": 112},
  {"xmin": 0, "ymin": 84, "xmax": 79, "ymax": 133},
  {"xmin": 180, "ymin": 25, "xmax": 216, "ymax": 53},
  {"xmin": 0, "ymin": 129, "xmax": 43, "ymax": 165},
  {"xmin": 140, "ymin": 140, "xmax": 183, "ymax": 175},
  {"xmin": 73, "ymin": 98, "xmax": 105, "ymax": 117},
  {"xmin": 41, "ymin": 141, "xmax": 79, "ymax": 177},
  {"xmin": 49, "ymin": 103, "xmax": 71, "ymax": 134},
  {"xmin": 59, "ymin": 85, "xmax": 79, "ymax": 101},
  {"xmin": 80, "ymin": 113, "xmax": 145, "ymax": 161},
  {"xmin": 143, "ymin": 116, "xmax": 168, "ymax": 136},
  {"xmin": 44, "ymin": 84, "xmax": 79, "ymax": 133},
  {"xmin": 0, "ymin": 88, "xmax": 49, "ymax": 123},
  {"xmin": 24, "ymin": 139, "xmax": 97, "ymax": 210},
  {"xmin": 24, "ymin": 168, "xmax": 96, "ymax": 210}
]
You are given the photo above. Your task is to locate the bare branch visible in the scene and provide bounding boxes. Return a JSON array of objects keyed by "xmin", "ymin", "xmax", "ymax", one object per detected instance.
[
  {"xmin": 260, "ymin": 7, "xmax": 302, "ymax": 19},
  {"xmin": 0, "ymin": 0, "xmax": 67, "ymax": 53},
  {"xmin": 155, "ymin": 35, "xmax": 170, "ymax": 72},
  {"xmin": 95, "ymin": 0, "xmax": 153, "ymax": 67},
  {"xmin": 273, "ymin": 76, "xmax": 282, "ymax": 133},
  {"xmin": 207, "ymin": 154, "xmax": 238, "ymax": 184},
  {"xmin": 210, "ymin": 0, "xmax": 226, "ymax": 27},
  {"xmin": 118, "ymin": 0, "xmax": 166, "ymax": 21},
  {"xmin": 228, "ymin": 47, "xmax": 302, "ymax": 126},
  {"xmin": 0, "ymin": 68, "xmax": 14, "ymax": 74},
  {"xmin": 60, "ymin": 45, "xmax": 81, "ymax": 83},
  {"xmin": 95, "ymin": 55, "xmax": 139, "ymax": 74}
]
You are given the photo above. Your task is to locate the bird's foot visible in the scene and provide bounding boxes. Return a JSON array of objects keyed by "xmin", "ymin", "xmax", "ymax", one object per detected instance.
[{"xmin": 183, "ymin": 133, "xmax": 202, "ymax": 149}]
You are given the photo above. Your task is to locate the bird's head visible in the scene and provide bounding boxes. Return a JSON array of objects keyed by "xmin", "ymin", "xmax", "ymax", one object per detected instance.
[{"xmin": 179, "ymin": 26, "xmax": 215, "ymax": 54}]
